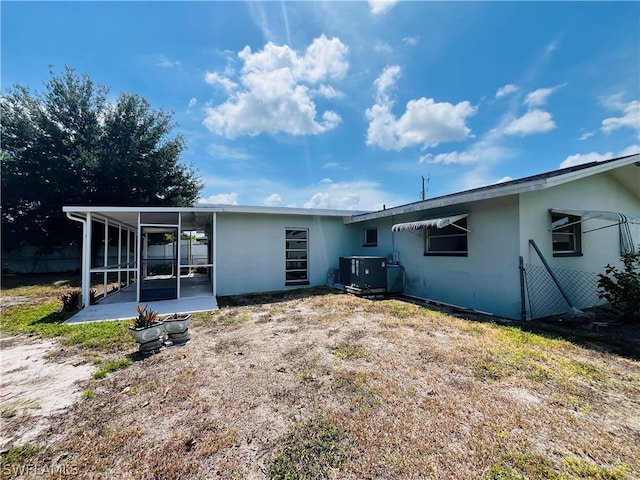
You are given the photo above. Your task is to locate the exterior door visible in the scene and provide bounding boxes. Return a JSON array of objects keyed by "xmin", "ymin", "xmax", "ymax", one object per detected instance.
[{"xmin": 140, "ymin": 226, "xmax": 178, "ymax": 301}]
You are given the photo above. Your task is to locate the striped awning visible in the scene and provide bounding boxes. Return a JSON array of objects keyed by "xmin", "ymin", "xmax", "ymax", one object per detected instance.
[
  {"xmin": 550, "ymin": 208, "xmax": 640, "ymax": 254},
  {"xmin": 392, "ymin": 213, "xmax": 469, "ymax": 233},
  {"xmin": 550, "ymin": 209, "xmax": 640, "ymax": 227}
]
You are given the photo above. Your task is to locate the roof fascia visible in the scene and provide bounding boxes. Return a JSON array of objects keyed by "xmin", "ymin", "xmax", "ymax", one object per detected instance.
[
  {"xmin": 62, "ymin": 205, "xmax": 368, "ymax": 218},
  {"xmin": 346, "ymin": 154, "xmax": 640, "ymax": 224}
]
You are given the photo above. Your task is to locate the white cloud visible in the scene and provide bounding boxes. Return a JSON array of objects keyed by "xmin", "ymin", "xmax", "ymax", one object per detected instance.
[
  {"xmin": 204, "ymin": 71, "xmax": 238, "ymax": 93},
  {"xmin": 153, "ymin": 54, "xmax": 181, "ymax": 69},
  {"xmin": 504, "ymin": 110, "xmax": 556, "ymax": 136},
  {"xmin": 313, "ymin": 84, "xmax": 343, "ymax": 99},
  {"xmin": 366, "ymin": 66, "xmax": 476, "ymax": 150},
  {"xmin": 302, "ymin": 180, "xmax": 404, "ymax": 211},
  {"xmin": 421, "ymin": 144, "xmax": 510, "ymax": 165},
  {"xmin": 368, "ymin": 0, "xmax": 398, "ymax": 15},
  {"xmin": 524, "ymin": 87, "xmax": 556, "ymax": 108},
  {"xmin": 207, "ymin": 144, "xmax": 253, "ymax": 161},
  {"xmin": 374, "ymin": 42, "xmax": 393, "ymax": 54},
  {"xmin": 619, "ymin": 144, "xmax": 640, "ymax": 157},
  {"xmin": 561, "ymin": 145, "xmax": 638, "ymax": 168},
  {"xmin": 577, "ymin": 131, "xmax": 594, "ymax": 141},
  {"xmin": 264, "ymin": 193, "xmax": 282, "ymax": 206},
  {"xmin": 495, "ymin": 84, "xmax": 518, "ymax": 99},
  {"xmin": 198, "ymin": 192, "xmax": 239, "ymax": 205},
  {"xmin": 203, "ymin": 35, "xmax": 349, "ymax": 139},
  {"xmin": 373, "ymin": 65, "xmax": 401, "ymax": 103},
  {"xmin": 403, "ymin": 36, "xmax": 420, "ymax": 46},
  {"xmin": 188, "ymin": 98, "xmax": 197, "ymax": 108},
  {"xmin": 494, "ymin": 176, "xmax": 513, "ymax": 184},
  {"xmin": 601, "ymin": 100, "xmax": 640, "ymax": 134},
  {"xmin": 559, "ymin": 151, "xmax": 613, "ymax": 169}
]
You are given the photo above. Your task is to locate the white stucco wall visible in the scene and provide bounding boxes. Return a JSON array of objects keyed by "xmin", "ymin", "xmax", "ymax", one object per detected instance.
[
  {"xmin": 215, "ymin": 213, "xmax": 353, "ymax": 296},
  {"xmin": 353, "ymin": 196, "xmax": 523, "ymax": 319},
  {"xmin": 519, "ymin": 166, "xmax": 640, "ymax": 273}
]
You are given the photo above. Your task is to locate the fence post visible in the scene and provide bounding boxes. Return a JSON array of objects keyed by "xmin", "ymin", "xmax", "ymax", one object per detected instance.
[
  {"xmin": 528, "ymin": 239, "xmax": 574, "ymax": 308},
  {"xmin": 519, "ymin": 256, "xmax": 527, "ymax": 321}
]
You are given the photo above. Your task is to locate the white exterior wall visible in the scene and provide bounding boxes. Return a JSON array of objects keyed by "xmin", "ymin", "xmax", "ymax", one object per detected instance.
[
  {"xmin": 355, "ymin": 196, "xmax": 522, "ymax": 319},
  {"xmin": 519, "ymin": 167, "xmax": 640, "ymax": 273},
  {"xmin": 215, "ymin": 213, "xmax": 352, "ymax": 296}
]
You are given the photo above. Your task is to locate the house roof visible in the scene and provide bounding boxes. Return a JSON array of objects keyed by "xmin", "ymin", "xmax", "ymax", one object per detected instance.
[
  {"xmin": 346, "ymin": 153, "xmax": 640, "ymax": 224},
  {"xmin": 63, "ymin": 204, "xmax": 369, "ymax": 230}
]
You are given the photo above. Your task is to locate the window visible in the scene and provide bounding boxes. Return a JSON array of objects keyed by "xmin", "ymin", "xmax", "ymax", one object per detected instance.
[
  {"xmin": 424, "ymin": 217, "xmax": 468, "ymax": 256},
  {"xmin": 285, "ymin": 229, "xmax": 309, "ymax": 285},
  {"xmin": 551, "ymin": 213, "xmax": 582, "ymax": 255},
  {"xmin": 363, "ymin": 228, "xmax": 378, "ymax": 247}
]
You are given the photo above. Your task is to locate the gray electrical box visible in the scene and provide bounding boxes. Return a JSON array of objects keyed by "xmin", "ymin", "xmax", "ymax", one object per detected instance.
[
  {"xmin": 386, "ymin": 264, "xmax": 404, "ymax": 294},
  {"xmin": 339, "ymin": 256, "xmax": 387, "ymax": 294}
]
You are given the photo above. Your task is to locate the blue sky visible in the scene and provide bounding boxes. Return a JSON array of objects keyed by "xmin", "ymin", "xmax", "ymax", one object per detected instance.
[{"xmin": 2, "ymin": 1, "xmax": 639, "ymax": 211}]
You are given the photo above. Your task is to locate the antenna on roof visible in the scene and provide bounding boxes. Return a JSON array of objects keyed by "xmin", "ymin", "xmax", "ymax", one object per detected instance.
[{"xmin": 420, "ymin": 174, "xmax": 430, "ymax": 200}]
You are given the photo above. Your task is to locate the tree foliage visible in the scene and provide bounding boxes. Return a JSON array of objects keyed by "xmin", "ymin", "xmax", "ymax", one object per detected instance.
[{"xmin": 1, "ymin": 67, "xmax": 202, "ymax": 251}]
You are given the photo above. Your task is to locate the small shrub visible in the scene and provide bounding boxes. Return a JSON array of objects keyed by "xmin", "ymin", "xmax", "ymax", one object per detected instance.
[
  {"xmin": 132, "ymin": 304, "xmax": 160, "ymax": 329},
  {"xmin": 597, "ymin": 251, "xmax": 640, "ymax": 322},
  {"xmin": 59, "ymin": 289, "xmax": 81, "ymax": 312}
]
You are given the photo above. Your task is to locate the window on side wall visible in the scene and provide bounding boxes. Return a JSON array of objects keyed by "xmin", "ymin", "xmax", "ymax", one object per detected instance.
[
  {"xmin": 285, "ymin": 228, "xmax": 309, "ymax": 285},
  {"xmin": 424, "ymin": 217, "xmax": 468, "ymax": 256},
  {"xmin": 363, "ymin": 228, "xmax": 378, "ymax": 247},
  {"xmin": 551, "ymin": 213, "xmax": 582, "ymax": 256}
]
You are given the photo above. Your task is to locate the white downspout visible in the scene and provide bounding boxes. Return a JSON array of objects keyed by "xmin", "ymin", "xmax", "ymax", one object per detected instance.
[{"xmin": 65, "ymin": 212, "xmax": 91, "ymax": 309}]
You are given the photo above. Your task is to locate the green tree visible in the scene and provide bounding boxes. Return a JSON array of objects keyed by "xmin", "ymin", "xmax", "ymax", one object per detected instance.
[{"xmin": 1, "ymin": 67, "xmax": 202, "ymax": 251}]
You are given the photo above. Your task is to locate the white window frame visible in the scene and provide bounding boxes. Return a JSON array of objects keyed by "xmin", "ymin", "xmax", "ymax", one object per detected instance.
[
  {"xmin": 285, "ymin": 228, "xmax": 309, "ymax": 286},
  {"xmin": 424, "ymin": 217, "xmax": 468, "ymax": 256},
  {"xmin": 551, "ymin": 213, "xmax": 582, "ymax": 256}
]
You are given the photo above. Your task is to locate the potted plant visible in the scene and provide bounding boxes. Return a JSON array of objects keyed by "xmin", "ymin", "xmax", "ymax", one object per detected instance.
[
  {"xmin": 163, "ymin": 312, "xmax": 192, "ymax": 344},
  {"xmin": 129, "ymin": 304, "xmax": 165, "ymax": 353}
]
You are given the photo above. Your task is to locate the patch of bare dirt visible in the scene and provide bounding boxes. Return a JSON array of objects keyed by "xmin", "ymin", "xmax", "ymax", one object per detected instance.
[
  {"xmin": 0, "ymin": 336, "xmax": 94, "ymax": 451},
  {"xmin": 0, "ymin": 296, "xmax": 30, "ymax": 311}
]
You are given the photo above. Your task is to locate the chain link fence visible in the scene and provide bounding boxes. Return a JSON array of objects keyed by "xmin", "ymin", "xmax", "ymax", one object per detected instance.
[{"xmin": 522, "ymin": 263, "xmax": 606, "ymax": 320}]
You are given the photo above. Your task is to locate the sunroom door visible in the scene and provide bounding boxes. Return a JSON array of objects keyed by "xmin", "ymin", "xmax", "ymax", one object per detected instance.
[{"xmin": 140, "ymin": 226, "xmax": 178, "ymax": 302}]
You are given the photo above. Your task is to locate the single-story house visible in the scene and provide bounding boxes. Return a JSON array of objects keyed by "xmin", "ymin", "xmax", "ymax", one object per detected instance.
[{"xmin": 63, "ymin": 153, "xmax": 639, "ymax": 322}]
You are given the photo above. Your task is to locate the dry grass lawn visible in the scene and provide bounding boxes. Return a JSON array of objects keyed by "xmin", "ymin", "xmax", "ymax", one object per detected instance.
[{"xmin": 1, "ymin": 286, "xmax": 639, "ymax": 479}]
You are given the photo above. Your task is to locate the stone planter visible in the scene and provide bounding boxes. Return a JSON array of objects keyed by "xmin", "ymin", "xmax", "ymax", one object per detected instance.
[
  {"xmin": 129, "ymin": 321, "xmax": 165, "ymax": 353},
  {"xmin": 163, "ymin": 314, "xmax": 192, "ymax": 344}
]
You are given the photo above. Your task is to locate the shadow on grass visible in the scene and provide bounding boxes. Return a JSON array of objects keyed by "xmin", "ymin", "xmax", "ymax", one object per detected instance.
[
  {"xmin": 217, "ymin": 286, "xmax": 335, "ymax": 308},
  {"xmin": 504, "ymin": 318, "xmax": 640, "ymax": 362},
  {"xmin": 401, "ymin": 296, "xmax": 640, "ymax": 361},
  {"xmin": 33, "ymin": 310, "xmax": 76, "ymax": 325}
]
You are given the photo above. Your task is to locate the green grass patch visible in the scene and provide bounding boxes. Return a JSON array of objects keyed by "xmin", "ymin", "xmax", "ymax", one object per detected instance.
[
  {"xmin": 0, "ymin": 443, "xmax": 43, "ymax": 469},
  {"xmin": 487, "ymin": 450, "xmax": 560, "ymax": 479},
  {"xmin": 329, "ymin": 343, "xmax": 365, "ymax": 360},
  {"xmin": 387, "ymin": 301, "xmax": 422, "ymax": 319},
  {"xmin": 0, "ymin": 300, "xmax": 133, "ymax": 352},
  {"xmin": 92, "ymin": 358, "xmax": 132, "ymax": 379},
  {"xmin": 562, "ymin": 457, "xmax": 629, "ymax": 479},
  {"xmin": 81, "ymin": 389, "xmax": 95, "ymax": 400},
  {"xmin": 267, "ymin": 414, "xmax": 345, "ymax": 480}
]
